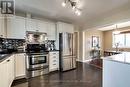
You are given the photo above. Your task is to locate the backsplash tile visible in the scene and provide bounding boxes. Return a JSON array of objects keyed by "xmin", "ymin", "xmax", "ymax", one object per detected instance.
[{"xmin": 0, "ymin": 38, "xmax": 25, "ymax": 49}]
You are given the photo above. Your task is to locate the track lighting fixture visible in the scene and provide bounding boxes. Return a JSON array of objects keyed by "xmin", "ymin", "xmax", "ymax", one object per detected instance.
[{"xmin": 61, "ymin": 0, "xmax": 82, "ymax": 16}]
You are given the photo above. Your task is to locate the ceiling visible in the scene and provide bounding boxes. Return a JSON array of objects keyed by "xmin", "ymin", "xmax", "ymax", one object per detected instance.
[{"xmin": 15, "ymin": 0, "xmax": 130, "ymax": 29}]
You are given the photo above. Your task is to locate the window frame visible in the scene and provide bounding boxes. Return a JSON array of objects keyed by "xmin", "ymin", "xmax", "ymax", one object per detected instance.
[{"xmin": 112, "ymin": 33, "xmax": 130, "ymax": 48}]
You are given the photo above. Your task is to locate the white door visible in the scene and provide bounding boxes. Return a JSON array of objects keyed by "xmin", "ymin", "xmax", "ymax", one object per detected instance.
[
  {"xmin": 7, "ymin": 16, "xmax": 26, "ymax": 39},
  {"xmin": 15, "ymin": 54, "xmax": 26, "ymax": 78},
  {"xmin": 57, "ymin": 22, "xmax": 74, "ymax": 33},
  {"xmin": 26, "ymin": 18, "xmax": 37, "ymax": 32},
  {"xmin": 47, "ymin": 22, "xmax": 56, "ymax": 40},
  {"xmin": 0, "ymin": 60, "xmax": 8, "ymax": 87},
  {"xmin": 37, "ymin": 20, "xmax": 47, "ymax": 32},
  {"xmin": 7, "ymin": 55, "xmax": 15, "ymax": 87},
  {"xmin": 0, "ymin": 14, "xmax": 6, "ymax": 38}
]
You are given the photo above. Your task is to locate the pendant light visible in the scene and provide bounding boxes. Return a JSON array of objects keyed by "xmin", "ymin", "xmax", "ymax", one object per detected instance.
[{"xmin": 113, "ymin": 24, "xmax": 120, "ymax": 34}]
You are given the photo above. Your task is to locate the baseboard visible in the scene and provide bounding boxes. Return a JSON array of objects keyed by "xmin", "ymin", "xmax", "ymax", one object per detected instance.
[
  {"xmin": 77, "ymin": 59, "xmax": 92, "ymax": 63},
  {"xmin": 83, "ymin": 59, "xmax": 92, "ymax": 62},
  {"xmin": 76, "ymin": 59, "xmax": 84, "ymax": 62}
]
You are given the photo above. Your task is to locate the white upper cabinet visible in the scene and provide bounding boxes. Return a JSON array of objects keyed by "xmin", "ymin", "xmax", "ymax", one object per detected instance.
[
  {"xmin": 37, "ymin": 20, "xmax": 48, "ymax": 32},
  {"xmin": 27, "ymin": 19, "xmax": 56, "ymax": 40},
  {"xmin": 7, "ymin": 16, "xmax": 26, "ymax": 39},
  {"xmin": 7, "ymin": 15, "xmax": 56, "ymax": 40},
  {"xmin": 26, "ymin": 18, "xmax": 37, "ymax": 32},
  {"xmin": 57, "ymin": 22, "xmax": 74, "ymax": 33},
  {"xmin": 0, "ymin": 14, "xmax": 6, "ymax": 38},
  {"xmin": 56, "ymin": 22, "xmax": 74, "ymax": 50},
  {"xmin": 47, "ymin": 22, "xmax": 56, "ymax": 40}
]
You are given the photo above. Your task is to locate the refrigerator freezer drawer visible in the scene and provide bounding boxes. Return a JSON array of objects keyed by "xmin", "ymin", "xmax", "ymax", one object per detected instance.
[
  {"xmin": 62, "ymin": 57, "xmax": 72, "ymax": 71},
  {"xmin": 72, "ymin": 57, "xmax": 76, "ymax": 69}
]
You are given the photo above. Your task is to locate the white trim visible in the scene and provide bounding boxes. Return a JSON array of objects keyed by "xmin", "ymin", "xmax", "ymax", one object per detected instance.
[
  {"xmin": 82, "ymin": 59, "xmax": 92, "ymax": 62},
  {"xmin": 82, "ymin": 31, "xmax": 85, "ymax": 61},
  {"xmin": 76, "ymin": 59, "xmax": 84, "ymax": 62},
  {"xmin": 76, "ymin": 59, "xmax": 92, "ymax": 62}
]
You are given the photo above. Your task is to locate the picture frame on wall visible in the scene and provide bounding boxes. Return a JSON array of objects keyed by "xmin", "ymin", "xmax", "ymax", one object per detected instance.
[{"xmin": 92, "ymin": 36, "xmax": 99, "ymax": 47}]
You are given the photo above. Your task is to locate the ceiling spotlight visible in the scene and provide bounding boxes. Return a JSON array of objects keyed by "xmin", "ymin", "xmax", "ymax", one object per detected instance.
[
  {"xmin": 75, "ymin": 9, "xmax": 81, "ymax": 16},
  {"xmin": 72, "ymin": 6, "xmax": 76, "ymax": 10},
  {"xmin": 77, "ymin": 11, "xmax": 81, "ymax": 16},
  {"xmin": 62, "ymin": 2, "xmax": 66, "ymax": 7}
]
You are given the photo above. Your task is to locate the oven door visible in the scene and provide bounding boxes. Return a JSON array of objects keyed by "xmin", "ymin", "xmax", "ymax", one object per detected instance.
[{"xmin": 30, "ymin": 55, "xmax": 48, "ymax": 65}]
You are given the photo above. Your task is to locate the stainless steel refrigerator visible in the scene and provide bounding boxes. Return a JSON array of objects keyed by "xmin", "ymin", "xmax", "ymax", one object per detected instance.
[{"xmin": 59, "ymin": 32, "xmax": 77, "ymax": 71}]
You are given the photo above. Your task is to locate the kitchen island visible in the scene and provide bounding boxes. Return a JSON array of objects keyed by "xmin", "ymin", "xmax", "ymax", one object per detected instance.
[{"xmin": 102, "ymin": 52, "xmax": 130, "ymax": 87}]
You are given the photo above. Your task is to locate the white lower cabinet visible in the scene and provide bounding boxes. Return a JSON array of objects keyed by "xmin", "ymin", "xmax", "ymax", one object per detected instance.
[
  {"xmin": 0, "ymin": 59, "xmax": 8, "ymax": 87},
  {"xmin": 0, "ymin": 53, "xmax": 26, "ymax": 87},
  {"xmin": 0, "ymin": 55, "xmax": 15, "ymax": 87},
  {"xmin": 49, "ymin": 51, "xmax": 59, "ymax": 72},
  {"xmin": 15, "ymin": 53, "xmax": 26, "ymax": 79}
]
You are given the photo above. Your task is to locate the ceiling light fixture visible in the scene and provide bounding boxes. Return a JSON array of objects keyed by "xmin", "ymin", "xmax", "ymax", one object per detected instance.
[
  {"xmin": 61, "ymin": 0, "xmax": 82, "ymax": 16},
  {"xmin": 113, "ymin": 25, "xmax": 120, "ymax": 34},
  {"xmin": 62, "ymin": 2, "xmax": 66, "ymax": 7}
]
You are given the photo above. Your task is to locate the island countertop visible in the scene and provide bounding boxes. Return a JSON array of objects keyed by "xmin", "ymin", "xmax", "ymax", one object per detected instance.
[{"xmin": 102, "ymin": 52, "xmax": 130, "ymax": 65}]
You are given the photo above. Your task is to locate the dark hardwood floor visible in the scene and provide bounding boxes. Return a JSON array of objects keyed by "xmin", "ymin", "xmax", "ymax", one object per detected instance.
[{"xmin": 12, "ymin": 62, "xmax": 102, "ymax": 87}]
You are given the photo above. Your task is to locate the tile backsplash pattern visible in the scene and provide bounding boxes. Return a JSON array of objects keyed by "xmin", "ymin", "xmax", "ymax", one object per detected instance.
[{"xmin": 0, "ymin": 38, "xmax": 25, "ymax": 49}]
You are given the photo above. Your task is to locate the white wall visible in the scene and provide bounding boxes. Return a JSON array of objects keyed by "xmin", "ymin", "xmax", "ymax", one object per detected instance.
[
  {"xmin": 83, "ymin": 3, "xmax": 130, "ymax": 31},
  {"xmin": 84, "ymin": 30, "xmax": 104, "ymax": 61}
]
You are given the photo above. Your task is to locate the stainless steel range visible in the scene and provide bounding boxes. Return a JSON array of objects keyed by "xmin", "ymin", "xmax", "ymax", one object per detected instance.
[
  {"xmin": 25, "ymin": 31, "xmax": 49, "ymax": 78},
  {"xmin": 26, "ymin": 52, "xmax": 49, "ymax": 78}
]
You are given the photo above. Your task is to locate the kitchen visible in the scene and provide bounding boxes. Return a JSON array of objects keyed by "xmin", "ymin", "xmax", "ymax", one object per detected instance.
[{"xmin": 0, "ymin": 0, "xmax": 130, "ymax": 87}]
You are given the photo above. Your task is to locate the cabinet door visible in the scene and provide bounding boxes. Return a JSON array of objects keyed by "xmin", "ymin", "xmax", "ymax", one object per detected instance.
[
  {"xmin": 37, "ymin": 20, "xmax": 48, "ymax": 32},
  {"xmin": 0, "ymin": 60, "xmax": 8, "ymax": 87},
  {"xmin": 7, "ymin": 16, "xmax": 26, "ymax": 39},
  {"xmin": 26, "ymin": 18, "xmax": 37, "ymax": 31},
  {"xmin": 15, "ymin": 54, "xmax": 26, "ymax": 78},
  {"xmin": 8, "ymin": 55, "xmax": 15, "ymax": 87},
  {"xmin": 47, "ymin": 22, "xmax": 56, "ymax": 40},
  {"xmin": 57, "ymin": 22, "xmax": 74, "ymax": 33},
  {"xmin": 0, "ymin": 14, "xmax": 6, "ymax": 38}
]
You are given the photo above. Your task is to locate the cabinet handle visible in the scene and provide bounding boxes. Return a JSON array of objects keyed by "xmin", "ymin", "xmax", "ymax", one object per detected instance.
[
  {"xmin": 53, "ymin": 64, "xmax": 56, "ymax": 65},
  {"xmin": 7, "ymin": 60, "xmax": 10, "ymax": 62},
  {"xmin": 0, "ymin": 35, "xmax": 3, "ymax": 38},
  {"xmin": 53, "ymin": 60, "xmax": 56, "ymax": 62},
  {"xmin": 53, "ymin": 56, "xmax": 56, "ymax": 58}
]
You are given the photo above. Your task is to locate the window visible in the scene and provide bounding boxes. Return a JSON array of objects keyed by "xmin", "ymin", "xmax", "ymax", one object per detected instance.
[
  {"xmin": 126, "ymin": 34, "xmax": 130, "ymax": 47},
  {"xmin": 113, "ymin": 33, "xmax": 130, "ymax": 48}
]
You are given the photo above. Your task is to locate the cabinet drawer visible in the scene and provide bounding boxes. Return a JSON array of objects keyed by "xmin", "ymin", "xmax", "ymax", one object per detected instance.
[
  {"xmin": 50, "ymin": 63, "xmax": 58, "ymax": 68},
  {"xmin": 50, "ymin": 55, "xmax": 58, "ymax": 59},
  {"xmin": 50, "ymin": 58, "xmax": 58, "ymax": 63},
  {"xmin": 49, "ymin": 52, "xmax": 59, "ymax": 56}
]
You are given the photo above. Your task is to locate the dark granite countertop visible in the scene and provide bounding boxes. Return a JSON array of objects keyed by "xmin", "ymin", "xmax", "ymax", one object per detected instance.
[
  {"xmin": 46, "ymin": 50, "xmax": 59, "ymax": 52},
  {"xmin": 0, "ymin": 54, "xmax": 13, "ymax": 63},
  {"xmin": 0, "ymin": 50, "xmax": 26, "ymax": 63},
  {"xmin": 0, "ymin": 50, "xmax": 59, "ymax": 63}
]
